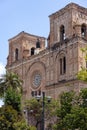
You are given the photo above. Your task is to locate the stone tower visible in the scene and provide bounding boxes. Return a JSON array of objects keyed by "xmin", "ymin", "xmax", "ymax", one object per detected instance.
[{"xmin": 6, "ymin": 3, "xmax": 87, "ymax": 100}]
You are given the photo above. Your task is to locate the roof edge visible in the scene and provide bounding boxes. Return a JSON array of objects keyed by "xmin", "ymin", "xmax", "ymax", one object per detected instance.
[
  {"xmin": 49, "ymin": 2, "xmax": 87, "ymax": 18},
  {"xmin": 8, "ymin": 31, "xmax": 46, "ymax": 42}
]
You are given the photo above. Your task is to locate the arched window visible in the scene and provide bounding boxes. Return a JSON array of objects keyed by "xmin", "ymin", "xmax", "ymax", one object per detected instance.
[
  {"xmin": 15, "ymin": 48, "xmax": 19, "ymax": 60},
  {"xmin": 60, "ymin": 56, "xmax": 66, "ymax": 75},
  {"xmin": 31, "ymin": 90, "xmax": 41, "ymax": 97},
  {"xmin": 60, "ymin": 25, "xmax": 65, "ymax": 41},
  {"xmin": 36, "ymin": 39, "xmax": 40, "ymax": 48},
  {"xmin": 81, "ymin": 24, "xmax": 86, "ymax": 37},
  {"xmin": 31, "ymin": 47, "xmax": 35, "ymax": 55}
]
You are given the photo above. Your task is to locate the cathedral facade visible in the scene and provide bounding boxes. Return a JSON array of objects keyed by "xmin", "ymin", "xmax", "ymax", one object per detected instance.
[{"xmin": 6, "ymin": 3, "xmax": 87, "ymax": 100}]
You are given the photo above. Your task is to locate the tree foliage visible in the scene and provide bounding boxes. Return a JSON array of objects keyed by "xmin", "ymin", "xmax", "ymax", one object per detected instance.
[
  {"xmin": 5, "ymin": 88, "xmax": 22, "ymax": 112},
  {"xmin": 0, "ymin": 105, "xmax": 17, "ymax": 130},
  {"xmin": 54, "ymin": 89, "xmax": 87, "ymax": 130},
  {"xmin": 0, "ymin": 105, "xmax": 31, "ymax": 130},
  {"xmin": 0, "ymin": 72, "xmax": 30, "ymax": 130},
  {"xmin": 24, "ymin": 97, "xmax": 58, "ymax": 130},
  {"xmin": 0, "ymin": 72, "xmax": 22, "ymax": 111},
  {"xmin": 0, "ymin": 71, "xmax": 22, "ymax": 98},
  {"xmin": 77, "ymin": 47, "xmax": 87, "ymax": 82}
]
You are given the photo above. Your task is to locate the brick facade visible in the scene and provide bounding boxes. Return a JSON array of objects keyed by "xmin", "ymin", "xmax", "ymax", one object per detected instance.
[{"xmin": 6, "ymin": 3, "xmax": 87, "ymax": 100}]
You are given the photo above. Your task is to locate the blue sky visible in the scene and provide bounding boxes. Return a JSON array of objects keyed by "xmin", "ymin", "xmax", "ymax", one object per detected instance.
[
  {"xmin": 0, "ymin": 0, "xmax": 87, "ymax": 106},
  {"xmin": 0, "ymin": 0, "xmax": 87, "ymax": 67}
]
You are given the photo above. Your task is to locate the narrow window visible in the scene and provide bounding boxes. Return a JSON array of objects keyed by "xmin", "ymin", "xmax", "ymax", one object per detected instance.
[
  {"xmin": 60, "ymin": 25, "xmax": 65, "ymax": 41},
  {"xmin": 34, "ymin": 91, "xmax": 37, "ymax": 96},
  {"xmin": 63, "ymin": 57, "xmax": 66, "ymax": 73},
  {"xmin": 31, "ymin": 91, "xmax": 34, "ymax": 97},
  {"xmin": 60, "ymin": 56, "xmax": 66, "ymax": 75},
  {"xmin": 60, "ymin": 58, "xmax": 62, "ymax": 75},
  {"xmin": 31, "ymin": 90, "xmax": 41, "ymax": 97},
  {"xmin": 38, "ymin": 90, "xmax": 41, "ymax": 95},
  {"xmin": 31, "ymin": 47, "xmax": 35, "ymax": 55},
  {"xmin": 81, "ymin": 24, "xmax": 86, "ymax": 37},
  {"xmin": 36, "ymin": 39, "xmax": 40, "ymax": 48},
  {"xmin": 15, "ymin": 48, "xmax": 18, "ymax": 60},
  {"xmin": 31, "ymin": 91, "xmax": 37, "ymax": 96}
]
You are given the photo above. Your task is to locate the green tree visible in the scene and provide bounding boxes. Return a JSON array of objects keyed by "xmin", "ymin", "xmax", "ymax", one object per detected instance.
[
  {"xmin": 77, "ymin": 67, "xmax": 87, "ymax": 82},
  {"xmin": 63, "ymin": 106, "xmax": 87, "ymax": 130},
  {"xmin": 5, "ymin": 88, "xmax": 22, "ymax": 112},
  {"xmin": 24, "ymin": 97, "xmax": 58, "ymax": 130},
  {"xmin": 54, "ymin": 91, "xmax": 74, "ymax": 130},
  {"xmin": 0, "ymin": 105, "xmax": 30, "ymax": 130},
  {"xmin": 14, "ymin": 121, "xmax": 36, "ymax": 130},
  {"xmin": 0, "ymin": 72, "xmax": 29, "ymax": 130},
  {"xmin": 0, "ymin": 72, "xmax": 22, "ymax": 110},
  {"xmin": 0, "ymin": 105, "xmax": 18, "ymax": 130},
  {"xmin": 79, "ymin": 88, "xmax": 87, "ymax": 108},
  {"xmin": 77, "ymin": 47, "xmax": 87, "ymax": 82},
  {"xmin": 59, "ymin": 91, "xmax": 74, "ymax": 118},
  {"xmin": 0, "ymin": 71, "xmax": 22, "ymax": 98},
  {"xmin": 53, "ymin": 89, "xmax": 87, "ymax": 130}
]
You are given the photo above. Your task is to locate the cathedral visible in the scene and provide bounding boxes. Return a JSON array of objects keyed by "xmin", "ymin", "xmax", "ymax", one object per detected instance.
[{"xmin": 6, "ymin": 3, "xmax": 87, "ymax": 100}]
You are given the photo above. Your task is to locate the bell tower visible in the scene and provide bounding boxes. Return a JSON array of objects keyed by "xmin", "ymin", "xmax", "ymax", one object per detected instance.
[
  {"xmin": 48, "ymin": 3, "xmax": 87, "ymax": 47},
  {"xmin": 7, "ymin": 31, "xmax": 46, "ymax": 67}
]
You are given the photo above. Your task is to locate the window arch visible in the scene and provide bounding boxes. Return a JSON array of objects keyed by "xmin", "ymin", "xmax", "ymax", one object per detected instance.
[
  {"xmin": 60, "ymin": 25, "xmax": 65, "ymax": 41},
  {"xmin": 60, "ymin": 56, "xmax": 66, "ymax": 75},
  {"xmin": 15, "ymin": 48, "xmax": 19, "ymax": 60},
  {"xmin": 31, "ymin": 47, "xmax": 35, "ymax": 55},
  {"xmin": 36, "ymin": 39, "xmax": 40, "ymax": 48},
  {"xmin": 81, "ymin": 24, "xmax": 86, "ymax": 37}
]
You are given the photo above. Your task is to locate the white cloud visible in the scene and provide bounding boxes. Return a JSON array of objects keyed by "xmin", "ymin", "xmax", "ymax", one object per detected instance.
[
  {"xmin": 0, "ymin": 63, "xmax": 5, "ymax": 107},
  {"xmin": 0, "ymin": 62, "xmax": 6, "ymax": 76},
  {"xmin": 0, "ymin": 100, "xmax": 4, "ymax": 107}
]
